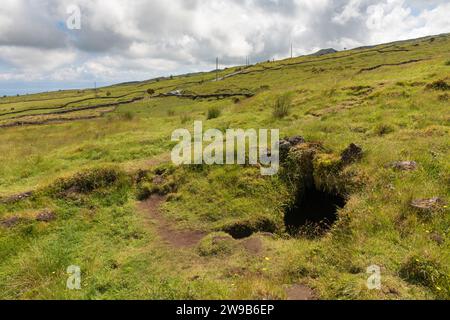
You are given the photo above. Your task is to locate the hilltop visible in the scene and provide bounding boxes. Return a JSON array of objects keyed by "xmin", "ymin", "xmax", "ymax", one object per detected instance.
[{"xmin": 0, "ymin": 34, "xmax": 449, "ymax": 300}]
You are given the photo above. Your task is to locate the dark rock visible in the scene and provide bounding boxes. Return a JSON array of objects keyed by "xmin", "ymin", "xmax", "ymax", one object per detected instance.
[
  {"xmin": 391, "ymin": 161, "xmax": 418, "ymax": 171},
  {"xmin": 36, "ymin": 210, "xmax": 57, "ymax": 222},
  {"xmin": 280, "ymin": 136, "xmax": 305, "ymax": 161},
  {"xmin": 288, "ymin": 136, "xmax": 305, "ymax": 146},
  {"xmin": 341, "ymin": 143, "xmax": 363, "ymax": 164}
]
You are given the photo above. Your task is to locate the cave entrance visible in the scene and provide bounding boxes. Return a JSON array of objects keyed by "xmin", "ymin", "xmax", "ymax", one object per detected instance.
[{"xmin": 285, "ymin": 185, "xmax": 346, "ymax": 236}]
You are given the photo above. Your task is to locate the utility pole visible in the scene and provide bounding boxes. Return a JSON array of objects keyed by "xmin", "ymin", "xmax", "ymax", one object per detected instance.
[{"xmin": 216, "ymin": 57, "xmax": 219, "ymax": 81}]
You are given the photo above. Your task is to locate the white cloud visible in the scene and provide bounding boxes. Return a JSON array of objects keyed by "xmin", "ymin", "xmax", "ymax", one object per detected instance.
[{"xmin": 0, "ymin": 0, "xmax": 449, "ymax": 86}]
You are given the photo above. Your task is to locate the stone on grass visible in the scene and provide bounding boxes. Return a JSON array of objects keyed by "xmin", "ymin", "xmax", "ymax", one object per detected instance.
[
  {"xmin": 391, "ymin": 161, "xmax": 418, "ymax": 171},
  {"xmin": 36, "ymin": 210, "xmax": 57, "ymax": 222},
  {"xmin": 411, "ymin": 197, "xmax": 446, "ymax": 213}
]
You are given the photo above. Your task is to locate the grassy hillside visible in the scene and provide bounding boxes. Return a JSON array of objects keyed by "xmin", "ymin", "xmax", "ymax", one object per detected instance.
[{"xmin": 0, "ymin": 34, "xmax": 449, "ymax": 300}]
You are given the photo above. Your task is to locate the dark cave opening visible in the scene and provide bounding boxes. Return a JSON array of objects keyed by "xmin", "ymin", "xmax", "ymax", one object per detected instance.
[{"xmin": 285, "ymin": 185, "xmax": 346, "ymax": 236}]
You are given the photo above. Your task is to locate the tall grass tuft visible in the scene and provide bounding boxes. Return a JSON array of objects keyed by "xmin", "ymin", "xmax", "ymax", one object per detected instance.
[
  {"xmin": 272, "ymin": 93, "xmax": 293, "ymax": 119},
  {"xmin": 180, "ymin": 113, "xmax": 191, "ymax": 124},
  {"xmin": 207, "ymin": 107, "xmax": 221, "ymax": 120},
  {"xmin": 122, "ymin": 111, "xmax": 135, "ymax": 121}
]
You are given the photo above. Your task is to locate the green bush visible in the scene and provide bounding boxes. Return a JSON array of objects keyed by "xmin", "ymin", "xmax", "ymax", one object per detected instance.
[
  {"xmin": 272, "ymin": 93, "xmax": 293, "ymax": 119},
  {"xmin": 207, "ymin": 107, "xmax": 221, "ymax": 120}
]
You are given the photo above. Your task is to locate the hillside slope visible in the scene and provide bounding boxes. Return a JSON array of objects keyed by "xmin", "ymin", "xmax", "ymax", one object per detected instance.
[{"xmin": 0, "ymin": 34, "xmax": 449, "ymax": 300}]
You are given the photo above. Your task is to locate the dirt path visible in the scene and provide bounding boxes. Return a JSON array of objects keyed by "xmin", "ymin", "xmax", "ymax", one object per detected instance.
[{"xmin": 138, "ymin": 195, "xmax": 206, "ymax": 248}]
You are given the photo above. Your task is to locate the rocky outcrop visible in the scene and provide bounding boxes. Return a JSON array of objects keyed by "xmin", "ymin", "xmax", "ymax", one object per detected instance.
[{"xmin": 341, "ymin": 143, "xmax": 363, "ymax": 165}]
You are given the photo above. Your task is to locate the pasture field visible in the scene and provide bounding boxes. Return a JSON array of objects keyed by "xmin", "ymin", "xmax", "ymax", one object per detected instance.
[{"xmin": 0, "ymin": 34, "xmax": 449, "ymax": 300}]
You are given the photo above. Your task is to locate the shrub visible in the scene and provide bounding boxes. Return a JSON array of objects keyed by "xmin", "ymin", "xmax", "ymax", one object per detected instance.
[
  {"xmin": 445, "ymin": 60, "xmax": 450, "ymax": 66},
  {"xmin": 426, "ymin": 80, "xmax": 450, "ymax": 91},
  {"xmin": 207, "ymin": 106, "xmax": 221, "ymax": 120},
  {"xmin": 272, "ymin": 93, "xmax": 293, "ymax": 119},
  {"xmin": 147, "ymin": 88, "xmax": 155, "ymax": 95},
  {"xmin": 106, "ymin": 91, "xmax": 111, "ymax": 97}
]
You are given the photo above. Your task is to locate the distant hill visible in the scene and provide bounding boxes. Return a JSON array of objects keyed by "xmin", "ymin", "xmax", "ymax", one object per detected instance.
[{"xmin": 311, "ymin": 48, "xmax": 338, "ymax": 56}]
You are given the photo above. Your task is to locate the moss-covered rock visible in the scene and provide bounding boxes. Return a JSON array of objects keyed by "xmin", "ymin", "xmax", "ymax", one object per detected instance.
[
  {"xmin": 136, "ymin": 164, "xmax": 179, "ymax": 200},
  {"xmin": 197, "ymin": 232, "xmax": 235, "ymax": 256},
  {"xmin": 47, "ymin": 166, "xmax": 129, "ymax": 197}
]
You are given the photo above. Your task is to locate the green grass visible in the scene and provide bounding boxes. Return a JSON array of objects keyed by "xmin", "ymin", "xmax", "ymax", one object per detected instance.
[{"xmin": 0, "ymin": 34, "xmax": 449, "ymax": 300}]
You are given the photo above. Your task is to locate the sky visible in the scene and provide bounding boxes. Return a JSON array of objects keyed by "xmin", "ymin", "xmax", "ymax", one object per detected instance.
[{"xmin": 0, "ymin": 0, "xmax": 449, "ymax": 95}]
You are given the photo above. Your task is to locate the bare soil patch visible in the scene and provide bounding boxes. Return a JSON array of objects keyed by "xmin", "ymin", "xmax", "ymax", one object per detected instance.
[
  {"xmin": 139, "ymin": 195, "xmax": 206, "ymax": 248},
  {"xmin": 286, "ymin": 284, "xmax": 317, "ymax": 300}
]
